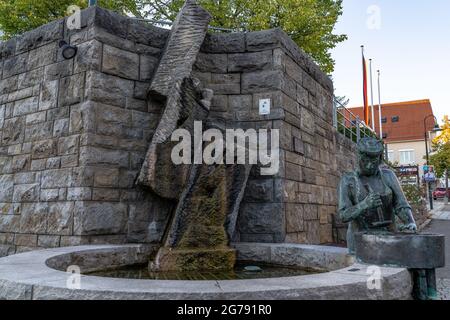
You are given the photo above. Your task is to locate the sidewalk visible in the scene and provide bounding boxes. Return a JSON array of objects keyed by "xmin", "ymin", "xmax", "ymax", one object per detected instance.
[
  {"xmin": 424, "ymin": 201, "xmax": 450, "ymax": 300},
  {"xmin": 430, "ymin": 201, "xmax": 450, "ymax": 220}
]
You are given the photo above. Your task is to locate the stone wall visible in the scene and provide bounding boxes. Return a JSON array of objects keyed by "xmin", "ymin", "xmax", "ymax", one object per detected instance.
[
  {"xmin": 0, "ymin": 7, "xmax": 174, "ymax": 256},
  {"xmin": 193, "ymin": 30, "xmax": 357, "ymax": 244},
  {"xmin": 0, "ymin": 7, "xmax": 357, "ymax": 256}
]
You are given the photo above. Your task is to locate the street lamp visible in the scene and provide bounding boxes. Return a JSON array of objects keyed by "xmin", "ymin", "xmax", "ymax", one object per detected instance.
[{"xmin": 423, "ymin": 115, "xmax": 441, "ymax": 210}]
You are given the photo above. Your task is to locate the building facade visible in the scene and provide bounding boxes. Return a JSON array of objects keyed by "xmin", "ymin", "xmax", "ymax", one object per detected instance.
[{"xmin": 350, "ymin": 99, "xmax": 436, "ymax": 177}]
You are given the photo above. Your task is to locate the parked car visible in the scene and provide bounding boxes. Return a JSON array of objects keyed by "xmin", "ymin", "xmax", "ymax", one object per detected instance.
[{"xmin": 433, "ymin": 187, "xmax": 450, "ymax": 200}]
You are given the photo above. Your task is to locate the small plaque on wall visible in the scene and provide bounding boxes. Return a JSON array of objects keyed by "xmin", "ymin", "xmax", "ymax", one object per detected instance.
[{"xmin": 259, "ymin": 99, "xmax": 271, "ymax": 115}]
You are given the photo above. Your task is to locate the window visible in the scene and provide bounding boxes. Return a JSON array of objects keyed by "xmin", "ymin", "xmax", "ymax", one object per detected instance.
[
  {"xmin": 392, "ymin": 116, "xmax": 400, "ymax": 123},
  {"xmin": 387, "ymin": 151, "xmax": 394, "ymax": 163},
  {"xmin": 381, "ymin": 117, "xmax": 387, "ymax": 123},
  {"xmin": 399, "ymin": 150, "xmax": 415, "ymax": 165}
]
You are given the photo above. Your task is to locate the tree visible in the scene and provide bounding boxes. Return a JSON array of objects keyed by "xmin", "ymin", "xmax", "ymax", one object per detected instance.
[
  {"xmin": 0, "ymin": 0, "xmax": 346, "ymax": 73},
  {"xmin": 429, "ymin": 142, "xmax": 450, "ymax": 179},
  {"xmin": 0, "ymin": 0, "xmax": 140, "ymax": 40},
  {"xmin": 433, "ymin": 115, "xmax": 450, "ymax": 145}
]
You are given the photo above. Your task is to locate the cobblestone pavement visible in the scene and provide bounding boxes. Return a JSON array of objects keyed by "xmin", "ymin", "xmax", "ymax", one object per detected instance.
[{"xmin": 424, "ymin": 202, "xmax": 450, "ymax": 300}]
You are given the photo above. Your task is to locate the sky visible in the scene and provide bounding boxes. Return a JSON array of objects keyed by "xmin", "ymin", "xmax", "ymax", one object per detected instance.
[{"xmin": 331, "ymin": 0, "xmax": 450, "ymax": 124}]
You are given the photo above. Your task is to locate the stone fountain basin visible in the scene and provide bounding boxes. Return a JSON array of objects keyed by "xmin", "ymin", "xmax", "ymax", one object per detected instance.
[
  {"xmin": 354, "ymin": 232, "xmax": 445, "ymax": 269},
  {"xmin": 0, "ymin": 243, "xmax": 412, "ymax": 300}
]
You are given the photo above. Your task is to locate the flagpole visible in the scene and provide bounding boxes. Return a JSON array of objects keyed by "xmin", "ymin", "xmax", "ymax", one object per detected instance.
[
  {"xmin": 369, "ymin": 59, "xmax": 375, "ymax": 131},
  {"xmin": 361, "ymin": 45, "xmax": 369, "ymax": 126},
  {"xmin": 377, "ymin": 70, "xmax": 383, "ymax": 139}
]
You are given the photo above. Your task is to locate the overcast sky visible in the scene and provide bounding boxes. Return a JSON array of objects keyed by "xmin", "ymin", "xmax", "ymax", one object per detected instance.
[{"xmin": 332, "ymin": 0, "xmax": 450, "ymax": 125}]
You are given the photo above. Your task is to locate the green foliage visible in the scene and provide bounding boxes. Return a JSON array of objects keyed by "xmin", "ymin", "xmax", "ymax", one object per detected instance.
[
  {"xmin": 144, "ymin": 0, "xmax": 346, "ymax": 73},
  {"xmin": 429, "ymin": 142, "xmax": 450, "ymax": 178},
  {"xmin": 402, "ymin": 184, "xmax": 423, "ymax": 207},
  {"xmin": 0, "ymin": 0, "xmax": 346, "ymax": 73},
  {"xmin": 0, "ymin": 0, "xmax": 137, "ymax": 40}
]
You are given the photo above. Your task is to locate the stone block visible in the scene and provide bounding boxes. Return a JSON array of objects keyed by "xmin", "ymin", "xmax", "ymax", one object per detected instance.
[
  {"xmin": 305, "ymin": 220, "xmax": 321, "ymax": 244},
  {"xmin": 228, "ymin": 51, "xmax": 273, "ymax": 72},
  {"xmin": 304, "ymin": 204, "xmax": 319, "ymax": 220},
  {"xmin": 246, "ymin": 29, "xmax": 282, "ymax": 51},
  {"xmin": 24, "ymin": 121, "xmax": 53, "ymax": 142},
  {"xmin": 18, "ymin": 203, "xmax": 48, "ymax": 234},
  {"xmin": 85, "ymin": 71, "xmax": 134, "ymax": 108},
  {"xmin": 25, "ymin": 111, "xmax": 47, "ymax": 125},
  {"xmin": 0, "ymin": 175, "xmax": 14, "ymax": 202},
  {"xmin": 94, "ymin": 168, "xmax": 119, "ymax": 187},
  {"xmin": 13, "ymin": 172, "xmax": 36, "ymax": 185},
  {"xmin": 39, "ymin": 80, "xmax": 59, "ymax": 110},
  {"xmin": 228, "ymin": 95, "xmax": 252, "ymax": 113},
  {"xmin": 0, "ymin": 215, "xmax": 19, "ymax": 233},
  {"xmin": 58, "ymin": 73, "xmax": 84, "ymax": 107},
  {"xmin": 244, "ymin": 179, "xmax": 274, "ymax": 202},
  {"xmin": 201, "ymin": 33, "xmax": 246, "ymax": 53},
  {"xmin": 69, "ymin": 103, "xmax": 95, "ymax": 134},
  {"xmin": 13, "ymin": 96, "xmax": 39, "ymax": 117},
  {"xmin": 14, "ymin": 234, "xmax": 37, "ymax": 247},
  {"xmin": 38, "ymin": 235, "xmax": 60, "ymax": 248},
  {"xmin": 13, "ymin": 184, "xmax": 40, "ymax": 202},
  {"xmin": 41, "ymin": 169, "xmax": 73, "ymax": 188},
  {"xmin": 46, "ymin": 157, "xmax": 61, "ymax": 169},
  {"xmin": 18, "ymin": 68, "xmax": 44, "ymax": 90},
  {"xmin": 58, "ymin": 135, "xmax": 79, "ymax": 155},
  {"xmin": 53, "ymin": 118, "xmax": 69, "ymax": 137},
  {"xmin": 67, "ymin": 187, "xmax": 92, "ymax": 201},
  {"xmin": 79, "ymin": 146, "xmax": 129, "ymax": 168},
  {"xmin": 30, "ymin": 159, "xmax": 46, "ymax": 171},
  {"xmin": 102, "ymin": 45, "xmax": 139, "ymax": 80},
  {"xmin": 238, "ymin": 202, "xmax": 284, "ymax": 234},
  {"xmin": 61, "ymin": 155, "xmax": 79, "ymax": 168},
  {"xmin": 74, "ymin": 40, "xmax": 102, "ymax": 74},
  {"xmin": 3, "ymin": 53, "xmax": 28, "ymax": 78},
  {"xmin": 92, "ymin": 188, "xmax": 120, "ymax": 201},
  {"xmin": 11, "ymin": 154, "xmax": 30, "ymax": 172},
  {"xmin": 44, "ymin": 60, "xmax": 74, "ymax": 81},
  {"xmin": 28, "ymin": 42, "xmax": 57, "ymax": 70},
  {"xmin": 194, "ymin": 53, "xmax": 227, "ymax": 73},
  {"xmin": 40, "ymin": 189, "xmax": 59, "ymax": 202},
  {"xmin": 73, "ymin": 201, "xmax": 127, "ymax": 235},
  {"xmin": 31, "ymin": 139, "xmax": 57, "ymax": 159},
  {"xmin": 0, "ymin": 232, "xmax": 14, "ymax": 245},
  {"xmin": 6, "ymin": 86, "xmax": 37, "ymax": 104},
  {"xmin": 47, "ymin": 202, "xmax": 74, "ymax": 235},
  {"xmin": 0, "ymin": 77, "xmax": 19, "ymax": 96},
  {"xmin": 140, "ymin": 55, "xmax": 158, "ymax": 81},
  {"xmin": 127, "ymin": 19, "xmax": 169, "ymax": 49},
  {"xmin": 242, "ymin": 70, "xmax": 284, "ymax": 94}
]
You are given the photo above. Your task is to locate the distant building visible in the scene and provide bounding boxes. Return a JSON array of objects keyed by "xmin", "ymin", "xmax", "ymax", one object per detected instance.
[{"xmin": 349, "ymin": 99, "xmax": 437, "ymax": 176}]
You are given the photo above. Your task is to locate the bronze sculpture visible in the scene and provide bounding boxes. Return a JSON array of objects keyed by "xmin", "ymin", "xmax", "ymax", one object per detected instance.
[{"xmin": 338, "ymin": 137, "xmax": 417, "ymax": 254}]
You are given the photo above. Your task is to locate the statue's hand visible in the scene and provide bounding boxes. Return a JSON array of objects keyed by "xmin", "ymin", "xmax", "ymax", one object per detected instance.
[
  {"xmin": 399, "ymin": 222, "xmax": 417, "ymax": 233},
  {"xmin": 362, "ymin": 192, "xmax": 383, "ymax": 210}
]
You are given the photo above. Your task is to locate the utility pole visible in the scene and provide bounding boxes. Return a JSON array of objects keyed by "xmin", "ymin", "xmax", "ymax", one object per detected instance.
[{"xmin": 446, "ymin": 169, "xmax": 449, "ymax": 205}]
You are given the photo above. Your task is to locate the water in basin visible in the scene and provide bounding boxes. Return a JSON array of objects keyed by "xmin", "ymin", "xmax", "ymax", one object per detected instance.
[{"xmin": 86, "ymin": 262, "xmax": 323, "ymax": 280}]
